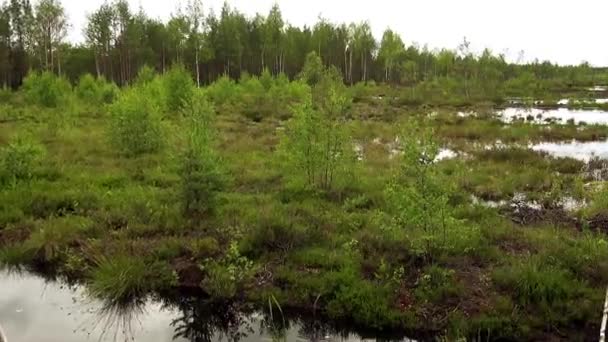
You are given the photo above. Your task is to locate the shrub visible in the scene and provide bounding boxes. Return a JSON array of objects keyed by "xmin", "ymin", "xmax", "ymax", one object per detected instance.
[
  {"xmin": 298, "ymin": 52, "xmax": 324, "ymax": 86},
  {"xmin": 75, "ymin": 74, "xmax": 118, "ymax": 105},
  {"xmin": 206, "ymin": 75, "xmax": 239, "ymax": 108},
  {"xmin": 414, "ymin": 265, "xmax": 461, "ymax": 302},
  {"xmin": 163, "ymin": 63, "xmax": 194, "ymax": 112},
  {"xmin": 179, "ymin": 93, "xmax": 224, "ymax": 217},
  {"xmin": 22, "ymin": 71, "xmax": 71, "ymax": 107},
  {"xmin": 239, "ymin": 75, "xmax": 270, "ymax": 121},
  {"xmin": 109, "ymin": 86, "xmax": 164, "ymax": 156},
  {"xmin": 0, "ymin": 135, "xmax": 46, "ymax": 185},
  {"xmin": 325, "ymin": 267, "xmax": 401, "ymax": 328},
  {"xmin": 278, "ymin": 74, "xmax": 354, "ymax": 191},
  {"xmin": 0, "ymin": 86, "xmax": 11, "ymax": 103},
  {"xmin": 385, "ymin": 121, "xmax": 475, "ymax": 259},
  {"xmin": 134, "ymin": 65, "xmax": 156, "ymax": 85},
  {"xmin": 201, "ymin": 242, "xmax": 254, "ymax": 298}
]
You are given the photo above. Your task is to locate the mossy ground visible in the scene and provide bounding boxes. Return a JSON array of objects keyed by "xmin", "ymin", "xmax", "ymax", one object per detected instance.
[{"xmin": 1, "ymin": 88, "xmax": 608, "ymax": 341}]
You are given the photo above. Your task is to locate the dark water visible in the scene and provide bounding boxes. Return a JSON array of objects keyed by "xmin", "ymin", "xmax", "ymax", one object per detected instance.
[{"xmin": 0, "ymin": 270, "xmax": 415, "ymax": 342}]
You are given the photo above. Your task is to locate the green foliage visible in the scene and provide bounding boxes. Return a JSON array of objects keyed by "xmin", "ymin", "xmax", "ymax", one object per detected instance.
[
  {"xmin": 0, "ymin": 135, "xmax": 46, "ymax": 185},
  {"xmin": 75, "ymin": 74, "xmax": 118, "ymax": 104},
  {"xmin": 414, "ymin": 265, "xmax": 461, "ymax": 302},
  {"xmin": 493, "ymin": 258, "xmax": 580, "ymax": 306},
  {"xmin": 201, "ymin": 242, "xmax": 254, "ymax": 298},
  {"xmin": 298, "ymin": 52, "xmax": 324, "ymax": 86},
  {"xmin": 0, "ymin": 86, "xmax": 11, "ymax": 103},
  {"xmin": 162, "ymin": 63, "xmax": 195, "ymax": 112},
  {"xmin": 206, "ymin": 75, "xmax": 239, "ymax": 108},
  {"xmin": 325, "ymin": 266, "xmax": 401, "ymax": 328},
  {"xmin": 23, "ymin": 216, "xmax": 92, "ymax": 263},
  {"xmin": 22, "ymin": 71, "xmax": 72, "ymax": 107},
  {"xmin": 108, "ymin": 85, "xmax": 165, "ymax": 156},
  {"xmin": 179, "ymin": 93, "xmax": 224, "ymax": 217},
  {"xmin": 89, "ymin": 255, "xmax": 176, "ymax": 303},
  {"xmin": 386, "ymin": 121, "xmax": 478, "ymax": 258},
  {"xmin": 586, "ymin": 183, "xmax": 608, "ymax": 217},
  {"xmin": 279, "ymin": 70, "xmax": 354, "ymax": 191},
  {"xmin": 134, "ymin": 65, "xmax": 156, "ymax": 85}
]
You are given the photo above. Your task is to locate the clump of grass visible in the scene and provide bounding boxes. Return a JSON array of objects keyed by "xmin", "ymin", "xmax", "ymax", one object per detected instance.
[
  {"xmin": 89, "ymin": 254, "xmax": 176, "ymax": 304},
  {"xmin": 89, "ymin": 255, "xmax": 149, "ymax": 303},
  {"xmin": 23, "ymin": 216, "xmax": 92, "ymax": 263},
  {"xmin": 0, "ymin": 244, "xmax": 32, "ymax": 269},
  {"xmin": 493, "ymin": 258, "xmax": 580, "ymax": 306},
  {"xmin": 415, "ymin": 265, "xmax": 462, "ymax": 303}
]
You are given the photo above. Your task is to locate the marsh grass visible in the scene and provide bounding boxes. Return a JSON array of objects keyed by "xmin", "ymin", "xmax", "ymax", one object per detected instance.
[{"xmin": 1, "ymin": 77, "xmax": 608, "ymax": 339}]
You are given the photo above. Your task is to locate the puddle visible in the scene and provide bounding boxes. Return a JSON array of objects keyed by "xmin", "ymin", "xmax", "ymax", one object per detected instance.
[
  {"xmin": 498, "ymin": 107, "xmax": 608, "ymax": 125},
  {"xmin": 530, "ymin": 139, "xmax": 608, "ymax": 161},
  {"xmin": 589, "ymin": 86, "xmax": 607, "ymax": 92},
  {"xmin": 0, "ymin": 270, "xmax": 416, "ymax": 342},
  {"xmin": 471, "ymin": 194, "xmax": 585, "ymax": 212},
  {"xmin": 557, "ymin": 98, "xmax": 608, "ymax": 105}
]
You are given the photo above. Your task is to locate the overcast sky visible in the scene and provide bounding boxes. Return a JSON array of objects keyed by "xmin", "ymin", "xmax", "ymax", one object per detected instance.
[{"xmin": 63, "ymin": 0, "xmax": 608, "ymax": 66}]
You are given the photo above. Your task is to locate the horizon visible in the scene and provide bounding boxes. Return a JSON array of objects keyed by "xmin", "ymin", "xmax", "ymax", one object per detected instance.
[{"xmin": 60, "ymin": 0, "xmax": 608, "ymax": 67}]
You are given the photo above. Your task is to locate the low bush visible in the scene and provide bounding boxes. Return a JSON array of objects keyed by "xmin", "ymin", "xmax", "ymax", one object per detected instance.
[
  {"xmin": 108, "ymin": 86, "xmax": 165, "ymax": 156},
  {"xmin": 162, "ymin": 63, "xmax": 194, "ymax": 112},
  {"xmin": 201, "ymin": 242, "xmax": 254, "ymax": 298},
  {"xmin": 75, "ymin": 74, "xmax": 118, "ymax": 105},
  {"xmin": 0, "ymin": 135, "xmax": 46, "ymax": 185},
  {"xmin": 22, "ymin": 71, "xmax": 72, "ymax": 108},
  {"xmin": 179, "ymin": 93, "xmax": 224, "ymax": 217}
]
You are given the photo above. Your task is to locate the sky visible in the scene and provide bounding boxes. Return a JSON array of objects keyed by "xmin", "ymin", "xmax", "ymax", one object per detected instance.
[{"xmin": 62, "ymin": 0, "xmax": 608, "ymax": 66}]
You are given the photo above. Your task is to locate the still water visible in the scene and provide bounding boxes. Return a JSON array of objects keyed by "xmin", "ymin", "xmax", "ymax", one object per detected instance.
[
  {"xmin": 530, "ymin": 139, "xmax": 608, "ymax": 161},
  {"xmin": 498, "ymin": 107, "xmax": 608, "ymax": 125},
  {"xmin": 0, "ymin": 270, "xmax": 413, "ymax": 342}
]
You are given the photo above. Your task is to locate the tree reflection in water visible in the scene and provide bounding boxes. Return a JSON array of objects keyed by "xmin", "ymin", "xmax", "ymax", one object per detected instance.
[
  {"xmin": 89, "ymin": 293, "xmax": 412, "ymax": 342},
  {"xmin": 165, "ymin": 296, "xmax": 253, "ymax": 342}
]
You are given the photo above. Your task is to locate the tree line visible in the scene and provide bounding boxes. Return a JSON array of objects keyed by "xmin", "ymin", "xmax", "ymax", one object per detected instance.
[{"xmin": 0, "ymin": 0, "xmax": 601, "ymax": 89}]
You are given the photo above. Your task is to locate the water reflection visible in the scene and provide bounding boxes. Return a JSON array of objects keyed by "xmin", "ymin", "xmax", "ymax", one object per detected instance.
[
  {"xmin": 0, "ymin": 270, "xmax": 415, "ymax": 342},
  {"xmin": 530, "ymin": 139, "xmax": 608, "ymax": 161},
  {"xmin": 498, "ymin": 107, "xmax": 608, "ymax": 125}
]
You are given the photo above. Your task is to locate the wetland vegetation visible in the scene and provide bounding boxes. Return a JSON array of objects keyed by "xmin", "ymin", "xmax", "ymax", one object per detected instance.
[{"xmin": 2, "ymin": 0, "xmax": 608, "ymax": 341}]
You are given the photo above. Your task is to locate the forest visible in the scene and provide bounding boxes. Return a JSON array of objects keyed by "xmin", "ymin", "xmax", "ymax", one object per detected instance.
[{"xmin": 2, "ymin": 0, "xmax": 608, "ymax": 341}]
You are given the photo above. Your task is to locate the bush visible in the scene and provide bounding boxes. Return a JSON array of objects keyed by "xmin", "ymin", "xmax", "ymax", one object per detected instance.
[
  {"xmin": 201, "ymin": 242, "xmax": 254, "ymax": 298},
  {"xmin": 206, "ymin": 75, "xmax": 239, "ymax": 108},
  {"xmin": 0, "ymin": 86, "xmax": 11, "ymax": 103},
  {"xmin": 325, "ymin": 267, "xmax": 401, "ymax": 328},
  {"xmin": 0, "ymin": 135, "xmax": 46, "ymax": 185},
  {"xmin": 414, "ymin": 265, "xmax": 461, "ymax": 302},
  {"xmin": 278, "ymin": 75, "xmax": 354, "ymax": 191},
  {"xmin": 163, "ymin": 63, "xmax": 194, "ymax": 112},
  {"xmin": 22, "ymin": 71, "xmax": 72, "ymax": 107},
  {"xmin": 109, "ymin": 86, "xmax": 165, "ymax": 156},
  {"xmin": 179, "ymin": 93, "xmax": 224, "ymax": 217},
  {"xmin": 75, "ymin": 74, "xmax": 118, "ymax": 105},
  {"xmin": 239, "ymin": 75, "xmax": 270, "ymax": 121},
  {"xmin": 134, "ymin": 65, "xmax": 156, "ymax": 85},
  {"xmin": 385, "ymin": 121, "xmax": 476, "ymax": 259}
]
